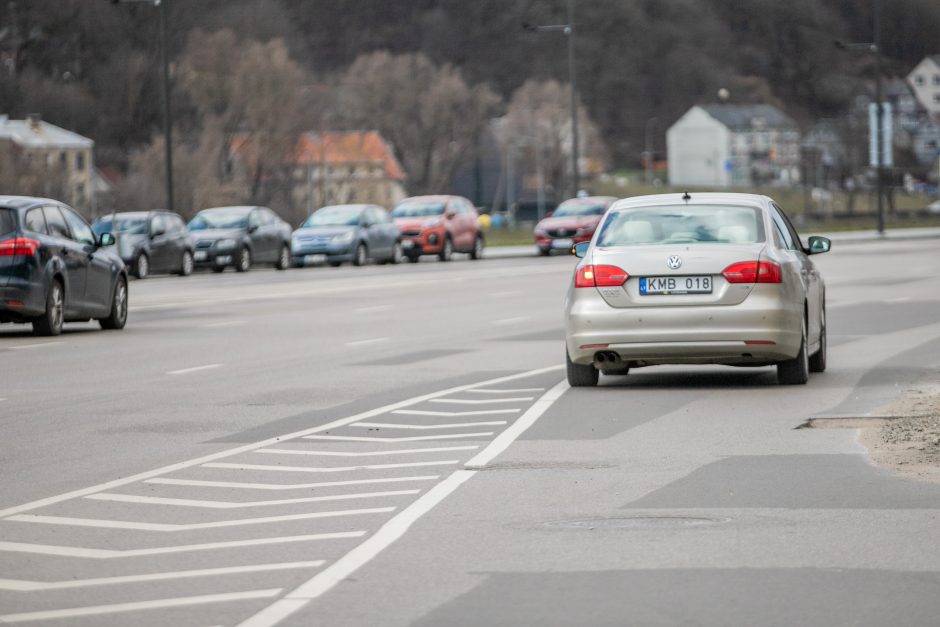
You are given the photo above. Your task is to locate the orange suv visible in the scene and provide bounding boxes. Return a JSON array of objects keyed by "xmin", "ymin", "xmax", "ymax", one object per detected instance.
[{"xmin": 391, "ymin": 195, "xmax": 484, "ymax": 262}]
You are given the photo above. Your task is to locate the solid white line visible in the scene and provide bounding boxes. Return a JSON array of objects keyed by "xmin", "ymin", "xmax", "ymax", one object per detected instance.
[
  {"xmin": 0, "ymin": 531, "xmax": 364, "ymax": 558},
  {"xmin": 345, "ymin": 337, "xmax": 389, "ymax": 347},
  {"xmin": 8, "ymin": 341, "xmax": 64, "ymax": 350},
  {"xmin": 0, "ymin": 561, "xmax": 325, "ymax": 592},
  {"xmin": 302, "ymin": 433, "xmax": 494, "ymax": 443},
  {"xmin": 430, "ymin": 397, "xmax": 534, "ymax": 404},
  {"xmin": 254, "ymin": 446, "xmax": 478, "ymax": 457},
  {"xmin": 353, "ymin": 305, "xmax": 394, "ymax": 314},
  {"xmin": 166, "ymin": 363, "xmax": 222, "ymax": 376},
  {"xmin": 0, "ymin": 365, "xmax": 561, "ymax": 519},
  {"xmin": 493, "ymin": 316, "xmax": 531, "ymax": 325},
  {"xmin": 352, "ymin": 421, "xmax": 507, "ymax": 430},
  {"xmin": 465, "ymin": 379, "xmax": 569, "ymax": 468},
  {"xmin": 391, "ymin": 408, "xmax": 520, "ymax": 417},
  {"xmin": 465, "ymin": 387, "xmax": 545, "ymax": 394},
  {"xmin": 144, "ymin": 476, "xmax": 440, "ymax": 491},
  {"xmin": 7, "ymin": 508, "xmax": 394, "ymax": 532},
  {"xmin": 237, "ymin": 470, "xmax": 477, "ymax": 627},
  {"xmin": 85, "ymin": 489, "xmax": 420, "ymax": 509},
  {"xmin": 203, "ymin": 461, "xmax": 456, "ymax": 473},
  {"xmin": 0, "ymin": 589, "xmax": 283, "ymax": 623},
  {"xmin": 488, "ymin": 290, "xmax": 522, "ymax": 297}
]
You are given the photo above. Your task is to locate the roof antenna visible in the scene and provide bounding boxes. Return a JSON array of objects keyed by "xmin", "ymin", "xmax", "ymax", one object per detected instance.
[{"xmin": 682, "ymin": 191, "xmax": 692, "ymax": 201}]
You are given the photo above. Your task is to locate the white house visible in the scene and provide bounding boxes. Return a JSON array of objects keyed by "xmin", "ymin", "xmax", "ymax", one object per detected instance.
[
  {"xmin": 907, "ymin": 55, "xmax": 940, "ymax": 118},
  {"xmin": 667, "ymin": 104, "xmax": 801, "ymax": 188}
]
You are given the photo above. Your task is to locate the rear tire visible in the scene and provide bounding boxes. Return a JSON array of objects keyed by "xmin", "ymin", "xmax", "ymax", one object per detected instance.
[
  {"xmin": 809, "ymin": 307, "xmax": 827, "ymax": 373},
  {"xmin": 566, "ymin": 350, "xmax": 598, "ymax": 387},
  {"xmin": 275, "ymin": 245, "xmax": 290, "ymax": 270},
  {"xmin": 235, "ymin": 247, "xmax": 251, "ymax": 272},
  {"xmin": 390, "ymin": 242, "xmax": 403, "ymax": 264},
  {"xmin": 134, "ymin": 253, "xmax": 149, "ymax": 280},
  {"xmin": 178, "ymin": 250, "xmax": 194, "ymax": 276},
  {"xmin": 352, "ymin": 243, "xmax": 368, "ymax": 266},
  {"xmin": 469, "ymin": 235, "xmax": 484, "ymax": 260},
  {"xmin": 98, "ymin": 275, "xmax": 128, "ymax": 330},
  {"xmin": 32, "ymin": 279, "xmax": 64, "ymax": 336},
  {"xmin": 778, "ymin": 318, "xmax": 809, "ymax": 385}
]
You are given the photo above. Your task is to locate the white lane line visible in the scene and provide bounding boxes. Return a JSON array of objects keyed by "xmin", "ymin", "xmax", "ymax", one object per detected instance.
[
  {"xmin": 203, "ymin": 461, "xmax": 456, "ymax": 473},
  {"xmin": 0, "ymin": 365, "xmax": 561, "ymax": 519},
  {"xmin": 0, "ymin": 589, "xmax": 283, "ymax": 623},
  {"xmin": 0, "ymin": 561, "xmax": 325, "ymax": 592},
  {"xmin": 430, "ymin": 397, "xmax": 534, "ymax": 404},
  {"xmin": 466, "ymin": 379, "xmax": 569, "ymax": 468},
  {"xmin": 201, "ymin": 320, "xmax": 245, "ymax": 328},
  {"xmin": 345, "ymin": 337, "xmax": 389, "ymax": 347},
  {"xmin": 166, "ymin": 363, "xmax": 222, "ymax": 376},
  {"xmin": 352, "ymin": 421, "xmax": 507, "ymax": 430},
  {"xmin": 7, "ymin": 508, "xmax": 394, "ymax": 532},
  {"xmin": 0, "ymin": 531, "xmax": 365, "ymax": 558},
  {"xmin": 238, "ymin": 380, "xmax": 568, "ymax": 627},
  {"xmin": 353, "ymin": 305, "xmax": 394, "ymax": 314},
  {"xmin": 85, "ymin": 489, "xmax": 420, "ymax": 509},
  {"xmin": 302, "ymin": 433, "xmax": 494, "ymax": 443},
  {"xmin": 237, "ymin": 471, "xmax": 476, "ymax": 627},
  {"xmin": 488, "ymin": 290, "xmax": 522, "ymax": 297},
  {"xmin": 8, "ymin": 341, "xmax": 64, "ymax": 350},
  {"xmin": 254, "ymin": 446, "xmax": 478, "ymax": 457},
  {"xmin": 392, "ymin": 408, "xmax": 519, "ymax": 417},
  {"xmin": 493, "ymin": 316, "xmax": 531, "ymax": 325},
  {"xmin": 145, "ymin": 475, "xmax": 440, "ymax": 491},
  {"xmin": 465, "ymin": 387, "xmax": 545, "ymax": 394}
]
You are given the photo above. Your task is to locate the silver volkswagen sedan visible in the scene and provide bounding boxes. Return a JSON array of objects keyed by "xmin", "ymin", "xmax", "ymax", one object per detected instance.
[{"xmin": 564, "ymin": 192, "xmax": 830, "ymax": 387}]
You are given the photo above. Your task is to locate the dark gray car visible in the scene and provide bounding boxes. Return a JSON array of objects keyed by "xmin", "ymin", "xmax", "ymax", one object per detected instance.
[
  {"xmin": 92, "ymin": 211, "xmax": 194, "ymax": 279},
  {"xmin": 291, "ymin": 204, "xmax": 402, "ymax": 267},
  {"xmin": 188, "ymin": 206, "xmax": 292, "ymax": 273}
]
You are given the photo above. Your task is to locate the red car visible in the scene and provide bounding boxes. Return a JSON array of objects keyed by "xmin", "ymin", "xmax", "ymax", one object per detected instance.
[
  {"xmin": 533, "ymin": 196, "xmax": 617, "ymax": 256},
  {"xmin": 391, "ymin": 195, "xmax": 484, "ymax": 262}
]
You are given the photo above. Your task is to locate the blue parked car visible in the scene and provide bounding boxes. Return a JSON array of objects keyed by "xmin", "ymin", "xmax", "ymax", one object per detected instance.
[{"xmin": 291, "ymin": 204, "xmax": 402, "ymax": 267}]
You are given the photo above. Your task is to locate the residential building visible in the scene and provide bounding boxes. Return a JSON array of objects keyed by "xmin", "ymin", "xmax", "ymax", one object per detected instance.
[
  {"xmin": 667, "ymin": 104, "xmax": 801, "ymax": 188},
  {"xmin": 0, "ymin": 114, "xmax": 94, "ymax": 212},
  {"xmin": 907, "ymin": 55, "xmax": 940, "ymax": 118}
]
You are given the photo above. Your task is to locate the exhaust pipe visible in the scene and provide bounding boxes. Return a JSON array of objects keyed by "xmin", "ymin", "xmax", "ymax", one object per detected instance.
[{"xmin": 594, "ymin": 351, "xmax": 622, "ymax": 367}]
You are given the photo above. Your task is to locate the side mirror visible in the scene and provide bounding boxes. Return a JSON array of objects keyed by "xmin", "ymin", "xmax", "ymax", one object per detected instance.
[
  {"xmin": 573, "ymin": 241, "xmax": 590, "ymax": 258},
  {"xmin": 248, "ymin": 224, "xmax": 259, "ymax": 233},
  {"xmin": 150, "ymin": 228, "xmax": 165, "ymax": 239},
  {"xmin": 807, "ymin": 236, "xmax": 831, "ymax": 255},
  {"xmin": 446, "ymin": 211, "xmax": 457, "ymax": 219},
  {"xmin": 98, "ymin": 232, "xmax": 115, "ymax": 247}
]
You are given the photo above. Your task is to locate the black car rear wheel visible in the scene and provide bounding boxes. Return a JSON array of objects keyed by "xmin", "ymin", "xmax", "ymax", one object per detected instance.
[
  {"xmin": 99, "ymin": 275, "xmax": 128, "ymax": 330},
  {"xmin": 32, "ymin": 279, "xmax": 64, "ymax": 336},
  {"xmin": 178, "ymin": 250, "xmax": 194, "ymax": 276}
]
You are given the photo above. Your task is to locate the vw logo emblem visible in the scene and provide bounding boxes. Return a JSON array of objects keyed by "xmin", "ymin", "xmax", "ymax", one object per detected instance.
[{"xmin": 667, "ymin": 255, "xmax": 682, "ymax": 270}]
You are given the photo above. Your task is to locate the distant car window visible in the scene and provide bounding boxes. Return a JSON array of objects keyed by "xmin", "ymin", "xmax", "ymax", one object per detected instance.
[
  {"xmin": 43, "ymin": 206, "xmax": 72, "ymax": 240},
  {"xmin": 390, "ymin": 201, "xmax": 445, "ymax": 218},
  {"xmin": 554, "ymin": 200, "xmax": 606, "ymax": 217},
  {"xmin": 304, "ymin": 205, "xmax": 363, "ymax": 227},
  {"xmin": 61, "ymin": 207, "xmax": 96, "ymax": 246},
  {"xmin": 374, "ymin": 207, "xmax": 390, "ymax": 223},
  {"xmin": 263, "ymin": 210, "xmax": 278, "ymax": 225},
  {"xmin": 596, "ymin": 205, "xmax": 765, "ymax": 247},
  {"xmin": 111, "ymin": 216, "xmax": 148, "ymax": 235},
  {"xmin": 24, "ymin": 208, "xmax": 48, "ymax": 235},
  {"xmin": 771, "ymin": 204, "xmax": 803, "ymax": 250},
  {"xmin": 188, "ymin": 208, "xmax": 251, "ymax": 230},
  {"xmin": 151, "ymin": 214, "xmax": 166, "ymax": 235},
  {"xmin": 0, "ymin": 208, "xmax": 15, "ymax": 235},
  {"xmin": 248, "ymin": 210, "xmax": 263, "ymax": 228}
]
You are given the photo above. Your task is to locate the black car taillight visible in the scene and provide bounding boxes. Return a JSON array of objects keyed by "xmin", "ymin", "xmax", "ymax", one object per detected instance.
[{"xmin": 0, "ymin": 236, "xmax": 40, "ymax": 257}]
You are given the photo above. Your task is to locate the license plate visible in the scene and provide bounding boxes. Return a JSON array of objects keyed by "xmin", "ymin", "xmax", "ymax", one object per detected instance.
[
  {"xmin": 552, "ymin": 238, "xmax": 573, "ymax": 249},
  {"xmin": 304, "ymin": 254, "xmax": 327, "ymax": 264},
  {"xmin": 640, "ymin": 276, "xmax": 713, "ymax": 295},
  {"xmin": 193, "ymin": 250, "xmax": 207, "ymax": 261},
  {"xmin": 215, "ymin": 255, "xmax": 232, "ymax": 265}
]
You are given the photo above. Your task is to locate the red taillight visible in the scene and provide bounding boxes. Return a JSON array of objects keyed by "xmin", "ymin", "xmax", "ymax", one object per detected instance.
[
  {"xmin": 0, "ymin": 237, "xmax": 41, "ymax": 257},
  {"xmin": 575, "ymin": 264, "xmax": 629, "ymax": 288},
  {"xmin": 722, "ymin": 260, "xmax": 781, "ymax": 284}
]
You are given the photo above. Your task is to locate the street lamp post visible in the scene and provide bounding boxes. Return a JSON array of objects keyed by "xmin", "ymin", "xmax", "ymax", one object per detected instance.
[
  {"xmin": 523, "ymin": 0, "xmax": 580, "ymax": 197},
  {"xmin": 111, "ymin": 0, "xmax": 174, "ymax": 214}
]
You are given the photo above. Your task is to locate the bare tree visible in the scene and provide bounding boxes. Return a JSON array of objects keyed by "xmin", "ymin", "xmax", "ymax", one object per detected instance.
[{"xmin": 337, "ymin": 51, "xmax": 500, "ymax": 194}]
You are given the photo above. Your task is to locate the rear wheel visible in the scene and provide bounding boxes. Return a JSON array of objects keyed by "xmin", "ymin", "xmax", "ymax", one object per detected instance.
[
  {"xmin": 275, "ymin": 245, "xmax": 290, "ymax": 270},
  {"xmin": 390, "ymin": 242, "xmax": 403, "ymax": 264},
  {"xmin": 178, "ymin": 250, "xmax": 194, "ymax": 276},
  {"xmin": 809, "ymin": 307, "xmax": 827, "ymax": 373},
  {"xmin": 99, "ymin": 275, "xmax": 128, "ymax": 330},
  {"xmin": 566, "ymin": 350, "xmax": 598, "ymax": 387},
  {"xmin": 438, "ymin": 237, "xmax": 453, "ymax": 262},
  {"xmin": 352, "ymin": 243, "xmax": 368, "ymax": 266},
  {"xmin": 134, "ymin": 253, "xmax": 149, "ymax": 279},
  {"xmin": 235, "ymin": 247, "xmax": 251, "ymax": 272},
  {"xmin": 32, "ymin": 279, "xmax": 64, "ymax": 336},
  {"xmin": 469, "ymin": 235, "xmax": 484, "ymax": 260},
  {"xmin": 778, "ymin": 318, "xmax": 809, "ymax": 385}
]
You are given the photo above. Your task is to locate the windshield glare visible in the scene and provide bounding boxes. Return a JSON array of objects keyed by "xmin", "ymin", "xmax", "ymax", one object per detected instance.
[
  {"xmin": 304, "ymin": 206, "xmax": 362, "ymax": 227},
  {"xmin": 391, "ymin": 202, "xmax": 445, "ymax": 218},
  {"xmin": 554, "ymin": 202, "xmax": 606, "ymax": 217},
  {"xmin": 597, "ymin": 206, "xmax": 765, "ymax": 246},
  {"xmin": 109, "ymin": 217, "xmax": 148, "ymax": 235},
  {"xmin": 188, "ymin": 210, "xmax": 249, "ymax": 230}
]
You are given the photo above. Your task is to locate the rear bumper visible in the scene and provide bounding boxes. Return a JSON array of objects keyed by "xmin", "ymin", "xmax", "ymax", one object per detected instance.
[
  {"xmin": 0, "ymin": 281, "xmax": 45, "ymax": 319},
  {"xmin": 565, "ymin": 285, "xmax": 802, "ymax": 366}
]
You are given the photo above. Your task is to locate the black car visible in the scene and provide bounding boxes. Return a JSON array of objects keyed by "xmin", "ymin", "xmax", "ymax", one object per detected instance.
[
  {"xmin": 92, "ymin": 211, "xmax": 194, "ymax": 279},
  {"xmin": 188, "ymin": 206, "xmax": 292, "ymax": 272},
  {"xmin": 0, "ymin": 196, "xmax": 128, "ymax": 336}
]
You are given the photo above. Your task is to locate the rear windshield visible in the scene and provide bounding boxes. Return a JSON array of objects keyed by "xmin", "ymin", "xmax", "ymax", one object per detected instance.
[
  {"xmin": 391, "ymin": 201, "xmax": 445, "ymax": 218},
  {"xmin": 596, "ymin": 205, "xmax": 765, "ymax": 247},
  {"xmin": 554, "ymin": 201, "xmax": 606, "ymax": 217},
  {"xmin": 0, "ymin": 208, "xmax": 14, "ymax": 235}
]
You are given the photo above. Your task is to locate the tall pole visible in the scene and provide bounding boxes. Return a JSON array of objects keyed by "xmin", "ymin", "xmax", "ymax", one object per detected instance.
[
  {"xmin": 873, "ymin": 0, "xmax": 884, "ymax": 235},
  {"xmin": 159, "ymin": 0, "xmax": 175, "ymax": 214},
  {"xmin": 566, "ymin": 0, "xmax": 579, "ymax": 197}
]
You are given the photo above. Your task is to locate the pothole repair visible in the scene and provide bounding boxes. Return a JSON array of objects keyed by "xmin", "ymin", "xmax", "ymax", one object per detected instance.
[{"xmin": 545, "ymin": 516, "xmax": 729, "ymax": 530}]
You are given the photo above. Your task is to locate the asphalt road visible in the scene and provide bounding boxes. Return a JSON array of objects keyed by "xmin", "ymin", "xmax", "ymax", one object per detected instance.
[{"xmin": 1, "ymin": 238, "xmax": 939, "ymax": 626}]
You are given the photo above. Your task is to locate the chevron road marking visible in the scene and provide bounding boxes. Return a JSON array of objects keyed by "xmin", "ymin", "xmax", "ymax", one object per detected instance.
[
  {"xmin": 85, "ymin": 489, "xmax": 420, "ymax": 509},
  {"xmin": 351, "ymin": 421, "xmax": 507, "ymax": 430},
  {"xmin": 144, "ymin": 475, "xmax": 440, "ymax": 491},
  {"xmin": 302, "ymin": 432, "xmax": 494, "ymax": 443},
  {"xmin": 464, "ymin": 387, "xmax": 545, "ymax": 394},
  {"xmin": 391, "ymin": 408, "xmax": 519, "ymax": 417},
  {"xmin": 253, "ymin": 446, "xmax": 479, "ymax": 457},
  {"xmin": 202, "ymin": 460, "xmax": 457, "ymax": 473},
  {"xmin": 429, "ymin": 397, "xmax": 534, "ymax": 404}
]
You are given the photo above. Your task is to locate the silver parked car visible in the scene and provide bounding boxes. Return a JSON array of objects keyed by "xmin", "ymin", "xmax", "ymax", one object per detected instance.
[
  {"xmin": 291, "ymin": 204, "xmax": 402, "ymax": 267},
  {"xmin": 565, "ymin": 192, "xmax": 830, "ymax": 387}
]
